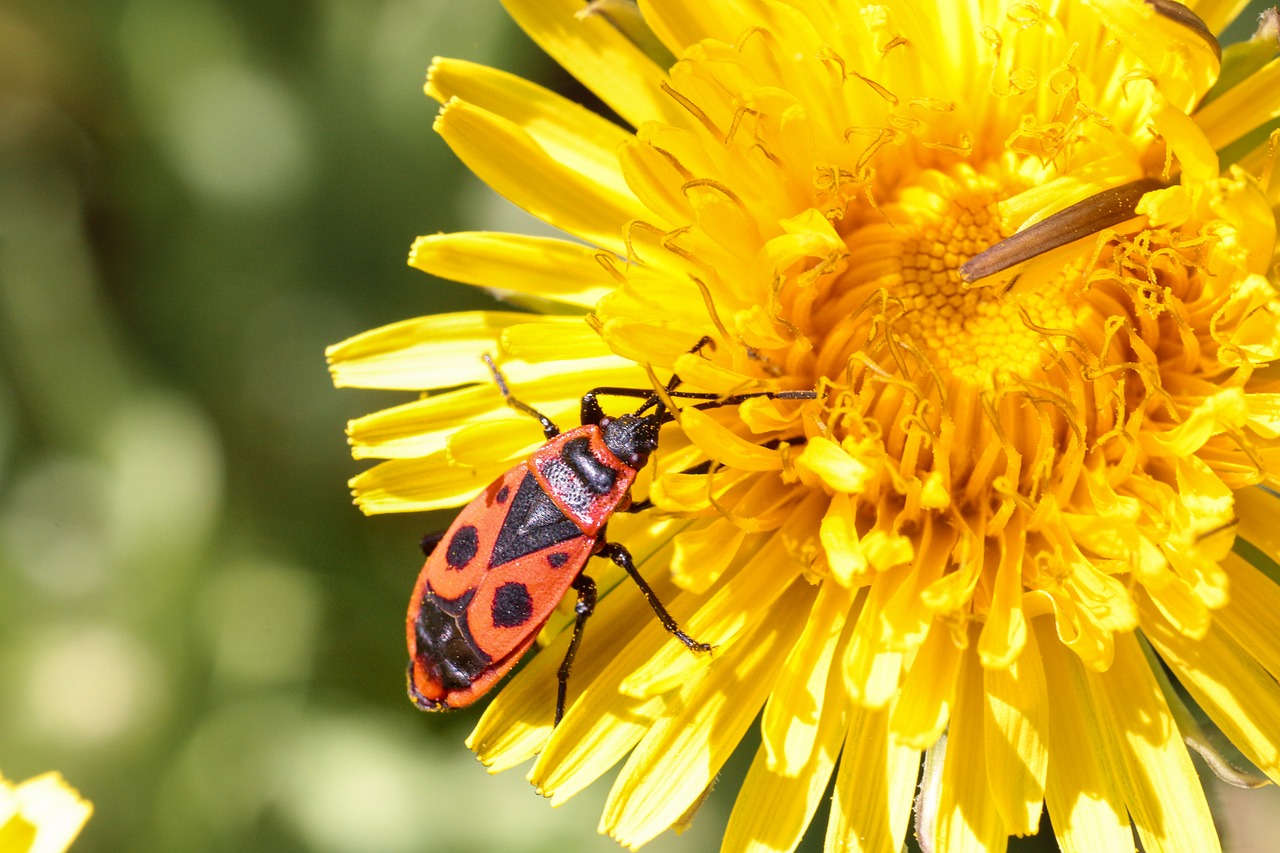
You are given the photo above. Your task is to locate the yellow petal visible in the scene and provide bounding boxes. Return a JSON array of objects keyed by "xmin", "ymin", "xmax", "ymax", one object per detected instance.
[
  {"xmin": 326, "ymin": 311, "xmax": 530, "ymax": 390},
  {"xmin": 825, "ymin": 700, "xmax": 921, "ymax": 853},
  {"xmin": 723, "ymin": 661, "xmax": 848, "ymax": 853},
  {"xmin": 472, "ymin": 515, "xmax": 681, "ymax": 775},
  {"xmin": 500, "ymin": 321, "xmax": 614, "ymax": 362},
  {"xmin": 602, "ymin": 581, "xmax": 815, "ymax": 850},
  {"xmin": 670, "ymin": 349, "xmax": 761, "ymax": 395},
  {"xmin": 1140, "ymin": 590, "xmax": 1280, "ymax": 782},
  {"xmin": 983, "ymin": 627, "xmax": 1049, "ymax": 836},
  {"xmin": 1194, "ymin": 56, "xmax": 1280, "ymax": 152},
  {"xmin": 0, "ymin": 772, "xmax": 92, "ymax": 853},
  {"xmin": 499, "ymin": 0, "xmax": 686, "ymax": 129},
  {"xmin": 346, "ymin": 358, "xmax": 640, "ymax": 460},
  {"xmin": 760, "ymin": 581, "xmax": 852, "ymax": 776},
  {"xmin": 600, "ymin": 318, "xmax": 711, "ymax": 366},
  {"xmin": 636, "ymin": 0, "xmax": 754, "ymax": 55},
  {"xmin": 1188, "ymin": 0, "xmax": 1252, "ymax": 35},
  {"xmin": 1235, "ymin": 485, "xmax": 1280, "ymax": 567},
  {"xmin": 842, "ymin": 570, "xmax": 906, "ymax": 710},
  {"xmin": 795, "ymin": 436, "xmax": 875, "ymax": 494},
  {"xmin": 819, "ymin": 492, "xmax": 868, "ymax": 587},
  {"xmin": 1143, "ymin": 387, "xmax": 1247, "ymax": 456},
  {"xmin": 1082, "ymin": 0, "xmax": 1220, "ymax": 113},
  {"xmin": 1150, "ymin": 92, "xmax": 1220, "ymax": 181},
  {"xmin": 409, "ymin": 232, "xmax": 614, "ymax": 308},
  {"xmin": 527, "ymin": 607, "xmax": 696, "ymax": 799},
  {"xmin": 1245, "ymin": 392, "xmax": 1280, "ymax": 438},
  {"xmin": 890, "ymin": 618, "xmax": 964, "ymax": 748},
  {"xmin": 434, "ymin": 98, "xmax": 647, "ymax": 253},
  {"xmin": 445, "ymin": 418, "xmax": 547, "ymax": 468},
  {"xmin": 350, "ymin": 452, "xmax": 508, "ymax": 514},
  {"xmin": 934, "ymin": 638, "xmax": 1007, "ymax": 853},
  {"xmin": 670, "ymin": 519, "xmax": 747, "ymax": 593},
  {"xmin": 680, "ymin": 406, "xmax": 791, "ymax": 472},
  {"xmin": 347, "ymin": 387, "xmax": 501, "ymax": 461},
  {"xmin": 878, "ymin": 520, "xmax": 951, "ymax": 650},
  {"xmin": 976, "ymin": 518, "xmax": 1028, "ymax": 668},
  {"xmin": 1217, "ymin": 550, "xmax": 1280, "ymax": 681},
  {"xmin": 1086, "ymin": 632, "xmax": 1221, "ymax": 853},
  {"xmin": 1034, "ymin": 618, "xmax": 1134, "ymax": 853},
  {"xmin": 620, "ymin": 495, "xmax": 824, "ymax": 698},
  {"xmin": 428, "ymin": 57, "xmax": 635, "ymax": 201}
]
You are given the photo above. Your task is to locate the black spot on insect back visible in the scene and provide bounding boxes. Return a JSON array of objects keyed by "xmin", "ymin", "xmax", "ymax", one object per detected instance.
[
  {"xmin": 446, "ymin": 525, "xmax": 480, "ymax": 569},
  {"xmin": 492, "ymin": 582, "xmax": 534, "ymax": 628},
  {"xmin": 547, "ymin": 552, "xmax": 569, "ymax": 568},
  {"xmin": 496, "ymin": 484, "xmax": 510, "ymax": 504}
]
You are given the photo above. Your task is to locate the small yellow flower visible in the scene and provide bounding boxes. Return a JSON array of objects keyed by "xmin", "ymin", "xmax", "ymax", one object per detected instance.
[
  {"xmin": 0, "ymin": 772, "xmax": 91, "ymax": 853},
  {"xmin": 329, "ymin": 1, "xmax": 1280, "ymax": 850}
]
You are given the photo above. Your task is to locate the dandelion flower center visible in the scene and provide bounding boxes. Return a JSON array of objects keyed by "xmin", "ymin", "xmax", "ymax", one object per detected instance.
[
  {"xmin": 822, "ymin": 170, "xmax": 1079, "ymax": 389},
  {"xmin": 595, "ymin": 1, "xmax": 1256, "ymax": 677}
]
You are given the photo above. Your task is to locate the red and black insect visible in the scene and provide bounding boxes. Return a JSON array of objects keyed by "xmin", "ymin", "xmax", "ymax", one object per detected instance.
[{"xmin": 406, "ymin": 342, "xmax": 815, "ymax": 724}]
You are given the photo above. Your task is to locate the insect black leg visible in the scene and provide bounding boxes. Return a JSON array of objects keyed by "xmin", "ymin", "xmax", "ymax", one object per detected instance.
[
  {"xmin": 419, "ymin": 531, "xmax": 444, "ymax": 557},
  {"xmin": 555, "ymin": 572, "xmax": 598, "ymax": 726},
  {"xmin": 581, "ymin": 336, "xmax": 717, "ymax": 423},
  {"xmin": 580, "ymin": 387, "xmax": 657, "ymax": 424},
  {"xmin": 598, "ymin": 541, "xmax": 712, "ymax": 653},
  {"xmin": 483, "ymin": 353, "xmax": 559, "ymax": 439}
]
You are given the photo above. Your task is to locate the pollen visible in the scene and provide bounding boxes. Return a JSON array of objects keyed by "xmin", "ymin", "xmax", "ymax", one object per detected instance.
[{"xmin": 864, "ymin": 176, "xmax": 1082, "ymax": 390}]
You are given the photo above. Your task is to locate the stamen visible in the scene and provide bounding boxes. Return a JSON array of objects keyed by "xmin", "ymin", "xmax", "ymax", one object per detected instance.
[
  {"xmin": 815, "ymin": 46, "xmax": 848, "ymax": 81},
  {"xmin": 681, "ymin": 179, "xmax": 748, "ymax": 215},
  {"xmin": 959, "ymin": 178, "xmax": 1168, "ymax": 282},
  {"xmin": 690, "ymin": 276, "xmax": 735, "ymax": 343},
  {"xmin": 851, "ymin": 71, "xmax": 899, "ymax": 105},
  {"xmin": 624, "ymin": 220, "xmax": 691, "ymax": 265},
  {"xmin": 724, "ymin": 107, "xmax": 759, "ymax": 145},
  {"xmin": 649, "ymin": 145, "xmax": 695, "ymax": 181},
  {"xmin": 660, "ymin": 82, "xmax": 723, "ymax": 138},
  {"xmin": 594, "ymin": 252, "xmax": 629, "ymax": 283},
  {"xmin": 908, "ymin": 98, "xmax": 955, "ymax": 112},
  {"xmin": 880, "ymin": 35, "xmax": 909, "ymax": 56},
  {"xmin": 919, "ymin": 134, "xmax": 972, "ymax": 155}
]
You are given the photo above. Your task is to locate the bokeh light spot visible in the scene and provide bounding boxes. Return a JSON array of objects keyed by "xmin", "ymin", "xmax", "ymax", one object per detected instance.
[
  {"xmin": 103, "ymin": 393, "xmax": 223, "ymax": 572},
  {"xmin": 24, "ymin": 626, "xmax": 161, "ymax": 744},
  {"xmin": 161, "ymin": 62, "xmax": 311, "ymax": 206},
  {"xmin": 195, "ymin": 557, "xmax": 322, "ymax": 685},
  {"xmin": 2, "ymin": 456, "xmax": 111, "ymax": 594}
]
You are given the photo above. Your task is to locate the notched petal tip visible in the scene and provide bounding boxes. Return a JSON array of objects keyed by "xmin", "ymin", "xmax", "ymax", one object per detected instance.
[
  {"xmin": 424, "ymin": 56, "xmax": 449, "ymax": 102},
  {"xmin": 959, "ymin": 178, "xmax": 1168, "ymax": 282}
]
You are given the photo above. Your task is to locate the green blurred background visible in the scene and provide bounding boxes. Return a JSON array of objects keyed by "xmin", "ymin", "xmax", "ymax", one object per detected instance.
[{"xmin": 1, "ymin": 1, "xmax": 1278, "ymax": 851}]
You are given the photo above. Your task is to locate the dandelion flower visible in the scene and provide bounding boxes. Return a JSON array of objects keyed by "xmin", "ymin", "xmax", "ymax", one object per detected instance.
[
  {"xmin": 328, "ymin": 0, "xmax": 1280, "ymax": 850},
  {"xmin": 0, "ymin": 771, "xmax": 92, "ymax": 853}
]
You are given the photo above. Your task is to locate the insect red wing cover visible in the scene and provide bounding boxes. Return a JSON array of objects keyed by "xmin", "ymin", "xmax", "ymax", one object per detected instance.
[
  {"xmin": 406, "ymin": 465, "xmax": 595, "ymax": 709},
  {"xmin": 405, "ymin": 467, "xmax": 525, "ymax": 691},
  {"xmin": 464, "ymin": 533, "xmax": 594, "ymax": 664},
  {"xmin": 529, "ymin": 426, "xmax": 637, "ymax": 535},
  {"xmin": 417, "ymin": 466, "xmax": 524, "ymax": 603}
]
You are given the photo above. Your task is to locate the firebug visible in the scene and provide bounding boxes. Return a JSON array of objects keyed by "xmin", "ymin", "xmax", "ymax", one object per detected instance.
[{"xmin": 406, "ymin": 340, "xmax": 815, "ymax": 724}]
